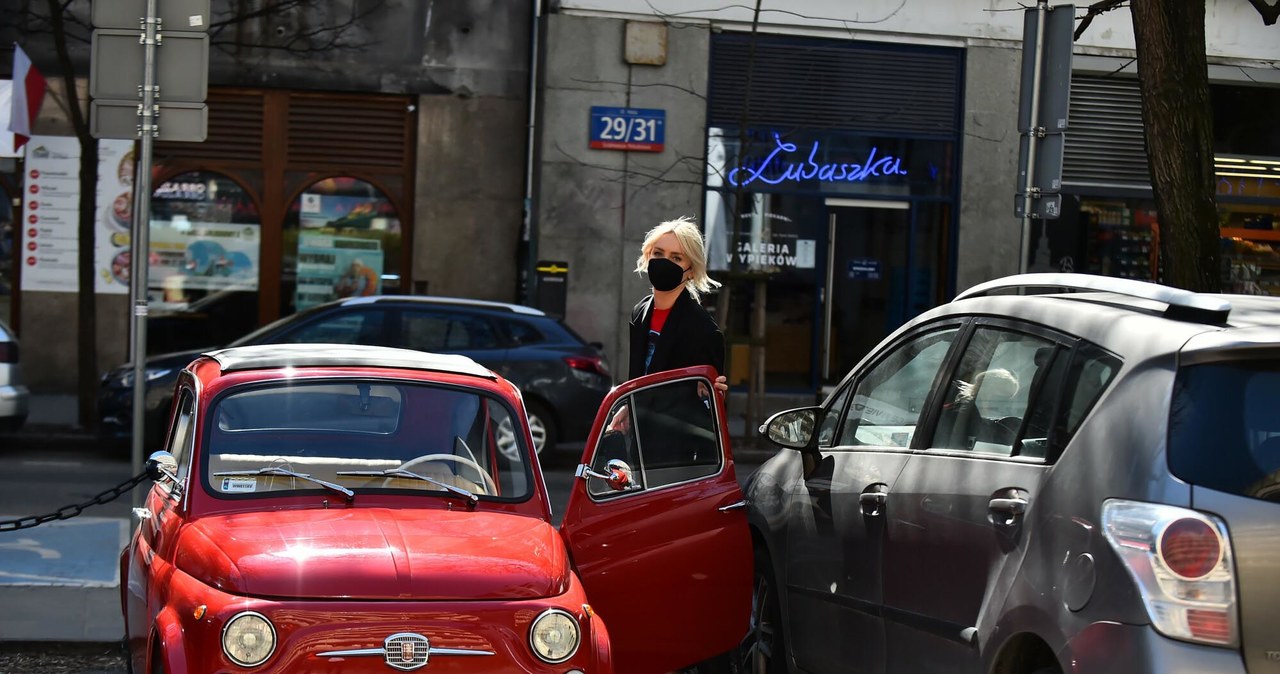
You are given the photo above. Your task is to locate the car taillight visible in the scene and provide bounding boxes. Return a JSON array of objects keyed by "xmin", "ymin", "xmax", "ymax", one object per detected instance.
[
  {"xmin": 0, "ymin": 342, "xmax": 17, "ymax": 363},
  {"xmin": 1102, "ymin": 500, "xmax": 1237, "ymax": 647},
  {"xmin": 564, "ymin": 355, "xmax": 609, "ymax": 378}
]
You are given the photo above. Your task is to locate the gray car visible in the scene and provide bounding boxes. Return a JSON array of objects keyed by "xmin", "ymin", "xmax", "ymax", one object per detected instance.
[
  {"xmin": 745, "ymin": 273, "xmax": 1278, "ymax": 674},
  {"xmin": 0, "ymin": 320, "xmax": 28, "ymax": 433}
]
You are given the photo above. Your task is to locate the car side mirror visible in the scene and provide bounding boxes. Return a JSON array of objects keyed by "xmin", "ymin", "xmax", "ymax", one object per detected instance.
[
  {"xmin": 146, "ymin": 450, "xmax": 179, "ymax": 483},
  {"xmin": 577, "ymin": 459, "xmax": 639, "ymax": 492},
  {"xmin": 759, "ymin": 406, "xmax": 823, "ymax": 451}
]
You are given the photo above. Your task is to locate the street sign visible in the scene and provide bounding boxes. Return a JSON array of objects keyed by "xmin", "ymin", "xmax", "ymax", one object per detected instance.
[
  {"xmin": 90, "ymin": 29, "xmax": 209, "ymax": 103},
  {"xmin": 1017, "ymin": 4, "xmax": 1075, "ymax": 133},
  {"xmin": 1016, "ymin": 132, "xmax": 1065, "ymax": 195},
  {"xmin": 91, "ymin": 0, "xmax": 210, "ymax": 31},
  {"xmin": 90, "ymin": 100, "xmax": 208, "ymax": 142},
  {"xmin": 1015, "ymin": 192, "xmax": 1063, "ymax": 220},
  {"xmin": 590, "ymin": 106, "xmax": 666, "ymax": 152}
]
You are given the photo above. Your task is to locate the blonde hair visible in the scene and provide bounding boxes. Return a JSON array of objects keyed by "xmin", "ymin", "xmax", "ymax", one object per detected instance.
[{"xmin": 633, "ymin": 216, "xmax": 722, "ymax": 301}]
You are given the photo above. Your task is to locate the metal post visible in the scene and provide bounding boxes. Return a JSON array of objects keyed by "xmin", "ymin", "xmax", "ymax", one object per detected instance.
[
  {"xmin": 1019, "ymin": 0, "xmax": 1048, "ymax": 274},
  {"xmin": 130, "ymin": 0, "xmax": 159, "ymax": 507}
]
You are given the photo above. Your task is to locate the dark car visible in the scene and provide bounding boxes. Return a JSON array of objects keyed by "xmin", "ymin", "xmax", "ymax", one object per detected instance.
[
  {"xmin": 100, "ymin": 296, "xmax": 611, "ymax": 457},
  {"xmin": 742, "ymin": 273, "xmax": 1279, "ymax": 674}
]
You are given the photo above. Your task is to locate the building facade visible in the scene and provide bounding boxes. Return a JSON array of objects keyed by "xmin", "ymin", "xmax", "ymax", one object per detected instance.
[{"xmin": 531, "ymin": 0, "xmax": 1280, "ymax": 395}]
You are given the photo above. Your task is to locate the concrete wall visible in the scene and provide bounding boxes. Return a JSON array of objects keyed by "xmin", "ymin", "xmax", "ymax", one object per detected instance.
[
  {"xmin": 414, "ymin": 94, "xmax": 527, "ymax": 301},
  {"xmin": 535, "ymin": 14, "xmax": 709, "ymax": 375},
  {"xmin": 956, "ymin": 44, "xmax": 1024, "ymax": 292}
]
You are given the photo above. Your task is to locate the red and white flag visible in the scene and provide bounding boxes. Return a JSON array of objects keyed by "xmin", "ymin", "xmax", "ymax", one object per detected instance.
[{"xmin": 9, "ymin": 43, "xmax": 48, "ymax": 153}]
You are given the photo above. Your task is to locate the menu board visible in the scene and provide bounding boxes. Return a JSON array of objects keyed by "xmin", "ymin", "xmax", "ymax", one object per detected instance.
[
  {"xmin": 20, "ymin": 135, "xmax": 136, "ymax": 293},
  {"xmin": 20, "ymin": 136, "xmax": 81, "ymax": 292}
]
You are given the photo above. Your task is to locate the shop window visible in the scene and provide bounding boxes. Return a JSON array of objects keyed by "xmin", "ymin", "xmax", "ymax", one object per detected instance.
[
  {"xmin": 144, "ymin": 171, "xmax": 262, "ymax": 354},
  {"xmin": 283, "ymin": 177, "xmax": 402, "ymax": 315}
]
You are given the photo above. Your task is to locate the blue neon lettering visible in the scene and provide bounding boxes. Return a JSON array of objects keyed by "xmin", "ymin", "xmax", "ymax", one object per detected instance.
[{"xmin": 728, "ymin": 134, "xmax": 908, "ymax": 187}]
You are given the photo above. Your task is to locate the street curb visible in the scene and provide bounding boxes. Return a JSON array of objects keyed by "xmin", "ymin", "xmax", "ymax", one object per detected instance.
[{"xmin": 0, "ymin": 424, "xmax": 98, "ymax": 451}]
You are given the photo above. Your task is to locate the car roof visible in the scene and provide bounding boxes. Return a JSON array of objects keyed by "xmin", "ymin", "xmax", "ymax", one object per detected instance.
[
  {"xmin": 203, "ymin": 343, "xmax": 497, "ymax": 379},
  {"xmin": 933, "ymin": 274, "xmax": 1280, "ymax": 360},
  {"xmin": 336, "ymin": 295, "xmax": 548, "ymax": 317}
]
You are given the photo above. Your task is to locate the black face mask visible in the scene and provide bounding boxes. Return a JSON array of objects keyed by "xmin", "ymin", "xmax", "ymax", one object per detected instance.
[{"xmin": 647, "ymin": 257, "xmax": 688, "ymax": 292}]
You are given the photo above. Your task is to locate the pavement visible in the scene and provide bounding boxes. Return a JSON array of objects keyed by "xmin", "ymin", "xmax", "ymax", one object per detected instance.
[{"xmin": 0, "ymin": 389, "xmax": 811, "ymax": 643}]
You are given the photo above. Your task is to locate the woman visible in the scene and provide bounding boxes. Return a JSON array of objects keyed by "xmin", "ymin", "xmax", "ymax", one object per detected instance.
[{"xmin": 627, "ymin": 216, "xmax": 729, "ymax": 392}]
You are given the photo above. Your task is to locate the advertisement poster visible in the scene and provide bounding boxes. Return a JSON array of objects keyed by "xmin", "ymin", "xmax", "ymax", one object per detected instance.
[
  {"xmin": 147, "ymin": 220, "xmax": 261, "ymax": 294},
  {"xmin": 299, "ymin": 193, "xmax": 394, "ymax": 231},
  {"xmin": 20, "ymin": 136, "xmax": 81, "ymax": 292},
  {"xmin": 295, "ymin": 232, "xmax": 383, "ymax": 310},
  {"xmin": 95, "ymin": 139, "xmax": 136, "ymax": 294}
]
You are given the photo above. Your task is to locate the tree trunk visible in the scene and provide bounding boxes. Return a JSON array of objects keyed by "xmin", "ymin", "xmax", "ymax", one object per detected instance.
[{"xmin": 1129, "ymin": 0, "xmax": 1221, "ymax": 291}]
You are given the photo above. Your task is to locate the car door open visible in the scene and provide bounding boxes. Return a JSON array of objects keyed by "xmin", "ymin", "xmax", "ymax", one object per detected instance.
[{"xmin": 560, "ymin": 365, "xmax": 752, "ymax": 674}]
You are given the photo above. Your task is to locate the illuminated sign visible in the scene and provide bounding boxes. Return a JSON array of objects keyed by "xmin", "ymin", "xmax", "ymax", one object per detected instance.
[{"xmin": 728, "ymin": 134, "xmax": 908, "ymax": 187}]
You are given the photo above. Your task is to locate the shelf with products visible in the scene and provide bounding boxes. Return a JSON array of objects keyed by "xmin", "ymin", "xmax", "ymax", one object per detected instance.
[
  {"xmin": 1220, "ymin": 202, "xmax": 1280, "ymax": 295},
  {"xmin": 1080, "ymin": 200, "xmax": 1160, "ymax": 281}
]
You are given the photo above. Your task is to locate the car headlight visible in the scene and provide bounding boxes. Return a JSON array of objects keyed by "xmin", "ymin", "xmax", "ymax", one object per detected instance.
[
  {"xmin": 222, "ymin": 611, "xmax": 276, "ymax": 667},
  {"xmin": 529, "ymin": 608, "xmax": 580, "ymax": 663}
]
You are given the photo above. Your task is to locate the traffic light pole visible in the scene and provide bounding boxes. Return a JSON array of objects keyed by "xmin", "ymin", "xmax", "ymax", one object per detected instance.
[{"xmin": 129, "ymin": 0, "xmax": 158, "ymax": 507}]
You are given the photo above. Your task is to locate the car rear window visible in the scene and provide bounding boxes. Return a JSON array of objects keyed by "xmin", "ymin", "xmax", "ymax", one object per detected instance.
[{"xmin": 1169, "ymin": 361, "xmax": 1280, "ymax": 502}]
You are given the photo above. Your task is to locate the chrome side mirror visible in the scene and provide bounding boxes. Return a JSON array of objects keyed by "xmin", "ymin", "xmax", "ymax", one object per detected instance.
[
  {"xmin": 146, "ymin": 450, "xmax": 179, "ymax": 483},
  {"xmin": 759, "ymin": 407, "xmax": 822, "ymax": 450},
  {"xmin": 576, "ymin": 459, "xmax": 639, "ymax": 492}
]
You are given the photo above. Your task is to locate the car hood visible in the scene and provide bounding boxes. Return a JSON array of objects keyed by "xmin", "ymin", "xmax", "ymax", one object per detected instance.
[{"xmin": 177, "ymin": 508, "xmax": 570, "ymax": 601}]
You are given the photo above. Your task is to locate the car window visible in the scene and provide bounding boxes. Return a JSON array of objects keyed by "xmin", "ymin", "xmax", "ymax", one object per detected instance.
[
  {"xmin": 1169, "ymin": 361, "xmax": 1280, "ymax": 502},
  {"xmin": 588, "ymin": 377, "xmax": 720, "ymax": 498},
  {"xmin": 502, "ymin": 320, "xmax": 544, "ymax": 346},
  {"xmin": 204, "ymin": 380, "xmax": 532, "ymax": 501},
  {"xmin": 1063, "ymin": 345, "xmax": 1120, "ymax": 433},
  {"xmin": 930, "ymin": 327, "xmax": 1057, "ymax": 456},
  {"xmin": 276, "ymin": 309, "xmax": 388, "ymax": 346},
  {"xmin": 402, "ymin": 311, "xmax": 500, "ymax": 351},
  {"xmin": 837, "ymin": 327, "xmax": 960, "ymax": 448},
  {"xmin": 167, "ymin": 389, "xmax": 197, "ymax": 485},
  {"xmin": 818, "ymin": 383, "xmax": 852, "ymax": 448}
]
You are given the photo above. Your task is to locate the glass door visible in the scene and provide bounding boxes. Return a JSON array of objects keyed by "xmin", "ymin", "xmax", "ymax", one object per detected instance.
[{"xmin": 822, "ymin": 200, "xmax": 911, "ymax": 385}]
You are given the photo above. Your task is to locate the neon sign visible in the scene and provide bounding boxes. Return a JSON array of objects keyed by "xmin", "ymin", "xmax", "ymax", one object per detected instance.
[{"xmin": 727, "ymin": 134, "xmax": 908, "ymax": 187}]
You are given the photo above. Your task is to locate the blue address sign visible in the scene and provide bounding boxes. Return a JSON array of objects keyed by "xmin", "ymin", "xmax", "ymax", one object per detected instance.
[{"xmin": 590, "ymin": 106, "xmax": 666, "ymax": 152}]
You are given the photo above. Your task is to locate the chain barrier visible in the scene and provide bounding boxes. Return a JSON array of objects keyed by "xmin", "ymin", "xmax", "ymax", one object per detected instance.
[{"xmin": 0, "ymin": 470, "xmax": 152, "ymax": 532}]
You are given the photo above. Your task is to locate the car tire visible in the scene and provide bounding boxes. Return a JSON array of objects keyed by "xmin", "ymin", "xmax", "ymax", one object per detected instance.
[
  {"xmin": 495, "ymin": 399, "xmax": 558, "ymax": 461},
  {"xmin": 736, "ymin": 547, "xmax": 786, "ymax": 674}
]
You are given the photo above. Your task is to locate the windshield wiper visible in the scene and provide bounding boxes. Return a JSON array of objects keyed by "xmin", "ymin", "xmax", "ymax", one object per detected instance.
[
  {"xmin": 213, "ymin": 467, "xmax": 355, "ymax": 502},
  {"xmin": 335, "ymin": 468, "xmax": 478, "ymax": 509}
]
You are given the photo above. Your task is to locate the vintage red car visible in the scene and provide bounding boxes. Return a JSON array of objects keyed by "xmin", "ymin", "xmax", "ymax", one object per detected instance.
[{"xmin": 120, "ymin": 343, "xmax": 752, "ymax": 674}]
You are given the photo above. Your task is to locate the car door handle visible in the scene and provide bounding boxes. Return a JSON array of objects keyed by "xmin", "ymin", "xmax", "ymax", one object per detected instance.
[
  {"xmin": 860, "ymin": 491, "xmax": 887, "ymax": 516},
  {"xmin": 718, "ymin": 499, "xmax": 748, "ymax": 512},
  {"xmin": 989, "ymin": 497, "xmax": 1028, "ymax": 526}
]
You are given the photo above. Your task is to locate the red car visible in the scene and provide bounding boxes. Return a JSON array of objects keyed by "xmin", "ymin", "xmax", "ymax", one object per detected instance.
[{"xmin": 120, "ymin": 343, "xmax": 751, "ymax": 674}]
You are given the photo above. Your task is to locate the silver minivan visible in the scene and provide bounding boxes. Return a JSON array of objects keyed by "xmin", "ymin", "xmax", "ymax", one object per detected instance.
[{"xmin": 745, "ymin": 273, "xmax": 1279, "ymax": 674}]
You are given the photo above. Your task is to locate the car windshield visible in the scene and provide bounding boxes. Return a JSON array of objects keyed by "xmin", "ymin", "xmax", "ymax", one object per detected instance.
[{"xmin": 202, "ymin": 379, "xmax": 533, "ymax": 501}]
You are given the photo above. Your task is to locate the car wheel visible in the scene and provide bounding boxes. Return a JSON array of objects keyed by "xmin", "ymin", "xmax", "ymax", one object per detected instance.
[
  {"xmin": 495, "ymin": 400, "xmax": 557, "ymax": 460},
  {"xmin": 737, "ymin": 548, "xmax": 785, "ymax": 674}
]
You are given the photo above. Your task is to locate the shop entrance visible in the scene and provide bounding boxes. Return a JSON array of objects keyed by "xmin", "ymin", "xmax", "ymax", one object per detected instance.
[{"xmin": 822, "ymin": 199, "xmax": 911, "ymax": 385}]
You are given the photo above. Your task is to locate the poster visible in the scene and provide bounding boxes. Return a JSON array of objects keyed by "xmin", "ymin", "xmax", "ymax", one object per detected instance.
[
  {"xmin": 19, "ymin": 136, "xmax": 81, "ymax": 292},
  {"xmin": 147, "ymin": 219, "xmax": 261, "ymax": 293},
  {"xmin": 295, "ymin": 232, "xmax": 383, "ymax": 310},
  {"xmin": 95, "ymin": 139, "xmax": 137, "ymax": 294},
  {"xmin": 299, "ymin": 193, "xmax": 394, "ymax": 231}
]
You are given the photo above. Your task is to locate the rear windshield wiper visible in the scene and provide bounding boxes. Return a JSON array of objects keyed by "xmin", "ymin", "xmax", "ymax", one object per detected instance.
[
  {"xmin": 335, "ymin": 468, "xmax": 479, "ymax": 509},
  {"xmin": 213, "ymin": 467, "xmax": 355, "ymax": 502}
]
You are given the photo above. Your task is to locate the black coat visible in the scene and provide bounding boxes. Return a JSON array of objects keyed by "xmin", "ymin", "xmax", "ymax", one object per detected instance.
[{"xmin": 628, "ymin": 289, "xmax": 726, "ymax": 381}]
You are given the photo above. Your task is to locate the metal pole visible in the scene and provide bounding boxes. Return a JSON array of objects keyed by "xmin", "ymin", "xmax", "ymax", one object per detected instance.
[
  {"xmin": 130, "ymin": 0, "xmax": 159, "ymax": 507},
  {"xmin": 1019, "ymin": 0, "xmax": 1048, "ymax": 274}
]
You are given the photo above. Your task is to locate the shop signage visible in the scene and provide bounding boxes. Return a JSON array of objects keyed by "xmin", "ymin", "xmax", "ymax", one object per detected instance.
[
  {"xmin": 589, "ymin": 106, "xmax": 665, "ymax": 152},
  {"xmin": 848, "ymin": 258, "xmax": 882, "ymax": 280},
  {"xmin": 728, "ymin": 134, "xmax": 908, "ymax": 188}
]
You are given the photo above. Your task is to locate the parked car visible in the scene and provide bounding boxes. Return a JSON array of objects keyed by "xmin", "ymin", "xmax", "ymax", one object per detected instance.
[
  {"xmin": 122, "ymin": 344, "xmax": 750, "ymax": 673},
  {"xmin": 100, "ymin": 295, "xmax": 611, "ymax": 456},
  {"xmin": 0, "ymin": 320, "xmax": 28, "ymax": 433},
  {"xmin": 744, "ymin": 273, "xmax": 1280, "ymax": 674}
]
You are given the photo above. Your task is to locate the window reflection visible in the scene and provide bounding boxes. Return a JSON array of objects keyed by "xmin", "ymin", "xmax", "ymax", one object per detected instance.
[{"xmin": 283, "ymin": 177, "xmax": 402, "ymax": 315}]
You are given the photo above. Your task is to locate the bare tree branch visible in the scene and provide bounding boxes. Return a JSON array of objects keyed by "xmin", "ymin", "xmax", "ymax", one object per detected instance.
[
  {"xmin": 1074, "ymin": 0, "xmax": 1127, "ymax": 41},
  {"xmin": 1245, "ymin": 0, "xmax": 1280, "ymax": 25}
]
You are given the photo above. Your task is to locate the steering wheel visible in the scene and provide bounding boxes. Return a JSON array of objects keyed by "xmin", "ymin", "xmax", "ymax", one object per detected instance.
[{"xmin": 399, "ymin": 453, "xmax": 497, "ymax": 495}]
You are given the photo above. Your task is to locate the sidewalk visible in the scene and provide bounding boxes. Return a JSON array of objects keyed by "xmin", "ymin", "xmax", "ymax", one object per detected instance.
[{"xmin": 3, "ymin": 394, "xmax": 97, "ymax": 450}]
